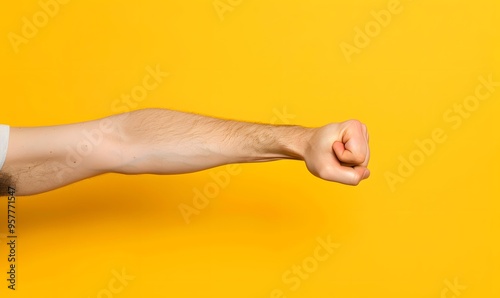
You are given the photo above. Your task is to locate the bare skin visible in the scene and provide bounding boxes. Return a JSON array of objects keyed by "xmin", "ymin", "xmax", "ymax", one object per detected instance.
[{"xmin": 1, "ymin": 108, "xmax": 370, "ymax": 196}]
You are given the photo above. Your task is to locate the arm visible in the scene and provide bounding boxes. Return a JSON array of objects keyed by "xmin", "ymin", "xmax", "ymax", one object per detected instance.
[{"xmin": 1, "ymin": 108, "xmax": 370, "ymax": 196}]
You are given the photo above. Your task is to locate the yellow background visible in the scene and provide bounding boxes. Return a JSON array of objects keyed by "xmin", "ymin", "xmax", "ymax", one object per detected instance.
[{"xmin": 1, "ymin": 0, "xmax": 499, "ymax": 297}]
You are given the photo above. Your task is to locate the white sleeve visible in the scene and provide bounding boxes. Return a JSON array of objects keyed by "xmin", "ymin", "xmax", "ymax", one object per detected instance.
[{"xmin": 0, "ymin": 125, "xmax": 10, "ymax": 171}]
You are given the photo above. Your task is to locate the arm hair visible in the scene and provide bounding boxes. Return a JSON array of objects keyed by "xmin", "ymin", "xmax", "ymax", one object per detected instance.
[{"xmin": 0, "ymin": 171, "xmax": 15, "ymax": 197}]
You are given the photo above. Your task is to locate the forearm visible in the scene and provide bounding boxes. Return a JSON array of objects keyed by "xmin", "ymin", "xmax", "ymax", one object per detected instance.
[
  {"xmin": 115, "ymin": 109, "xmax": 313, "ymax": 174},
  {"xmin": 3, "ymin": 108, "xmax": 369, "ymax": 196}
]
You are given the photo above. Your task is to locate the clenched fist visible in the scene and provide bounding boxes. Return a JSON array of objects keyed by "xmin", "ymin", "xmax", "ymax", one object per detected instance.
[{"xmin": 303, "ymin": 120, "xmax": 370, "ymax": 185}]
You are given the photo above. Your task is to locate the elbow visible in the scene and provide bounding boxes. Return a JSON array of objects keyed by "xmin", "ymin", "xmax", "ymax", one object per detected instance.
[{"xmin": 99, "ymin": 112, "xmax": 145, "ymax": 174}]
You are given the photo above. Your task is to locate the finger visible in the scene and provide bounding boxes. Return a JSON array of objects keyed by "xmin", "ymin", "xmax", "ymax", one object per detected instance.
[
  {"xmin": 333, "ymin": 136, "xmax": 367, "ymax": 165},
  {"xmin": 361, "ymin": 145, "xmax": 370, "ymax": 168},
  {"xmin": 336, "ymin": 143, "xmax": 360, "ymax": 167},
  {"xmin": 329, "ymin": 165, "xmax": 370, "ymax": 186},
  {"xmin": 343, "ymin": 125, "xmax": 368, "ymax": 162},
  {"xmin": 360, "ymin": 124, "xmax": 370, "ymax": 167},
  {"xmin": 362, "ymin": 124, "xmax": 369, "ymax": 144},
  {"xmin": 332, "ymin": 141, "xmax": 347, "ymax": 160}
]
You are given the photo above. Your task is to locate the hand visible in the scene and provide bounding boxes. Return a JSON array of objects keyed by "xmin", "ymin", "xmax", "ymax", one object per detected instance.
[{"xmin": 303, "ymin": 120, "xmax": 370, "ymax": 185}]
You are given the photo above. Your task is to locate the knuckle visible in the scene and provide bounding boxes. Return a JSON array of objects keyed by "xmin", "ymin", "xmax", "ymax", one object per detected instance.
[
  {"xmin": 350, "ymin": 173, "xmax": 363, "ymax": 186},
  {"xmin": 350, "ymin": 152, "xmax": 366, "ymax": 164},
  {"xmin": 345, "ymin": 119, "xmax": 361, "ymax": 127},
  {"xmin": 354, "ymin": 153, "xmax": 365, "ymax": 164}
]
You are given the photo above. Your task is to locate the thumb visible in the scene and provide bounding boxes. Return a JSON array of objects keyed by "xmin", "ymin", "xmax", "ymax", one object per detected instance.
[
  {"xmin": 332, "ymin": 141, "xmax": 357, "ymax": 166},
  {"xmin": 326, "ymin": 164, "xmax": 371, "ymax": 186}
]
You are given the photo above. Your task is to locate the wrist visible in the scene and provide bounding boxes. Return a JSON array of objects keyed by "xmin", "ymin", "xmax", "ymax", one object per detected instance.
[{"xmin": 270, "ymin": 125, "xmax": 314, "ymax": 161}]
